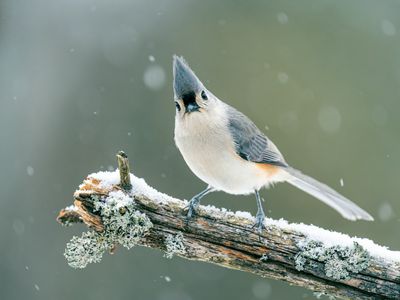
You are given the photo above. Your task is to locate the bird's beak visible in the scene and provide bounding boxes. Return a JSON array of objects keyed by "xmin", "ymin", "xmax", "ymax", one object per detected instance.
[
  {"xmin": 173, "ymin": 55, "xmax": 203, "ymax": 100},
  {"xmin": 186, "ymin": 102, "xmax": 200, "ymax": 113}
]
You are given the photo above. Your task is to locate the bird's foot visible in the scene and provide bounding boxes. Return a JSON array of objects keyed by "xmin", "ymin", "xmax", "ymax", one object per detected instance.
[
  {"xmin": 252, "ymin": 211, "xmax": 266, "ymax": 240},
  {"xmin": 185, "ymin": 197, "xmax": 200, "ymax": 223}
]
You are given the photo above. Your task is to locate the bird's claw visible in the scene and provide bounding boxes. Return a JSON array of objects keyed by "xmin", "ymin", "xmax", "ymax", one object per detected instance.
[
  {"xmin": 185, "ymin": 197, "xmax": 200, "ymax": 223},
  {"xmin": 252, "ymin": 212, "xmax": 266, "ymax": 241}
]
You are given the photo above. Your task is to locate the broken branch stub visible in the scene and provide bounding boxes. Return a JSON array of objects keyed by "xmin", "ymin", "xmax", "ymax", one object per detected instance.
[
  {"xmin": 57, "ymin": 152, "xmax": 400, "ymax": 299},
  {"xmin": 117, "ymin": 150, "xmax": 132, "ymax": 190}
]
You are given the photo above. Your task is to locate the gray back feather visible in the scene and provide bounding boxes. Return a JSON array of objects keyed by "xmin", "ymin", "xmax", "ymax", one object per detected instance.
[{"xmin": 226, "ymin": 105, "xmax": 288, "ymax": 167}]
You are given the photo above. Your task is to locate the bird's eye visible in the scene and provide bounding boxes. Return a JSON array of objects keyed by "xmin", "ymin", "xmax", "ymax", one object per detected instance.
[
  {"xmin": 175, "ymin": 102, "xmax": 181, "ymax": 111},
  {"xmin": 201, "ymin": 90, "xmax": 208, "ymax": 100}
]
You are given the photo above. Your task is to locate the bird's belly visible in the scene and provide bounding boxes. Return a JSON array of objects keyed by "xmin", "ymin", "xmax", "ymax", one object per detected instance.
[{"xmin": 177, "ymin": 138, "xmax": 283, "ymax": 194}]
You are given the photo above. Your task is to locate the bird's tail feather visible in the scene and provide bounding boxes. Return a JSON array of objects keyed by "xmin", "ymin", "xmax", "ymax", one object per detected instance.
[{"xmin": 285, "ymin": 167, "xmax": 373, "ymax": 221}]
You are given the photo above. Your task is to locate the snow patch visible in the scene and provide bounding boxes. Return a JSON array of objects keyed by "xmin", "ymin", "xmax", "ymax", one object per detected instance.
[
  {"xmin": 88, "ymin": 170, "xmax": 178, "ymax": 205},
  {"xmin": 273, "ymin": 218, "xmax": 400, "ymax": 262},
  {"xmin": 65, "ymin": 205, "xmax": 78, "ymax": 212}
]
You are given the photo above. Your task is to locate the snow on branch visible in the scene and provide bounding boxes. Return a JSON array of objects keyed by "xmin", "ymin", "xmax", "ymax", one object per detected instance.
[{"xmin": 57, "ymin": 151, "xmax": 400, "ymax": 300}]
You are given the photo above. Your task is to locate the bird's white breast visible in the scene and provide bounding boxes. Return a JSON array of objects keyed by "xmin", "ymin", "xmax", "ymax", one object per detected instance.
[{"xmin": 174, "ymin": 103, "xmax": 286, "ymax": 194}]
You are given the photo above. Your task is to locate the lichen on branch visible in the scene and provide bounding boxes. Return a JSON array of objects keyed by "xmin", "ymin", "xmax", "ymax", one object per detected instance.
[
  {"xmin": 164, "ymin": 232, "xmax": 186, "ymax": 259},
  {"xmin": 64, "ymin": 190, "xmax": 152, "ymax": 268},
  {"xmin": 294, "ymin": 240, "xmax": 370, "ymax": 280}
]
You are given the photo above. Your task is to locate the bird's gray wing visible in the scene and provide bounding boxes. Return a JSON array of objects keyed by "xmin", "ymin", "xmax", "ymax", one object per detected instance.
[{"xmin": 227, "ymin": 105, "xmax": 288, "ymax": 167}]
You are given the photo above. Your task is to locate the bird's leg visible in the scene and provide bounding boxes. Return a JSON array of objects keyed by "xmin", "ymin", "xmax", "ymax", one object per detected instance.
[
  {"xmin": 186, "ymin": 186, "xmax": 215, "ymax": 220},
  {"xmin": 253, "ymin": 190, "xmax": 266, "ymax": 234}
]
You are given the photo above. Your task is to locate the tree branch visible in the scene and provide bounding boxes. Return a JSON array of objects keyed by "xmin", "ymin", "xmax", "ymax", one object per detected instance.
[{"xmin": 57, "ymin": 152, "xmax": 400, "ymax": 300}]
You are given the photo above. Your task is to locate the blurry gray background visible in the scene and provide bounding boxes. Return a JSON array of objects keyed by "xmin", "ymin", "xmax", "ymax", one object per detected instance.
[{"xmin": 1, "ymin": 0, "xmax": 399, "ymax": 299}]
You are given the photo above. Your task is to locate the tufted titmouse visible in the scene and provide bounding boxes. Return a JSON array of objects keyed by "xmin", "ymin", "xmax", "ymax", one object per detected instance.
[{"xmin": 172, "ymin": 56, "xmax": 373, "ymax": 232}]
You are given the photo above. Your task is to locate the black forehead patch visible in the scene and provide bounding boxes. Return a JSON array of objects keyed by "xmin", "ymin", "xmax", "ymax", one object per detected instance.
[{"xmin": 182, "ymin": 91, "xmax": 196, "ymax": 105}]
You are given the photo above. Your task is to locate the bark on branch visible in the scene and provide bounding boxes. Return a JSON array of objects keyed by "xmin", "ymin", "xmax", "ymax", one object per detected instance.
[{"xmin": 57, "ymin": 152, "xmax": 400, "ymax": 300}]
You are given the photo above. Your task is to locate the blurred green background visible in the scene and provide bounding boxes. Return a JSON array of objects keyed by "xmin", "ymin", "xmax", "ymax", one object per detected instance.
[{"xmin": 1, "ymin": 0, "xmax": 399, "ymax": 299}]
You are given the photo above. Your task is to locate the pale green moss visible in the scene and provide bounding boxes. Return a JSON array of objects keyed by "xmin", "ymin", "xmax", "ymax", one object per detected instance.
[
  {"xmin": 294, "ymin": 240, "xmax": 370, "ymax": 280},
  {"xmin": 164, "ymin": 232, "xmax": 186, "ymax": 259},
  {"xmin": 64, "ymin": 191, "xmax": 152, "ymax": 268}
]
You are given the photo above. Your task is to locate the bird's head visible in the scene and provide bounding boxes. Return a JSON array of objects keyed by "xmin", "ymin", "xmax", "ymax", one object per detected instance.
[{"xmin": 173, "ymin": 56, "xmax": 217, "ymax": 117}]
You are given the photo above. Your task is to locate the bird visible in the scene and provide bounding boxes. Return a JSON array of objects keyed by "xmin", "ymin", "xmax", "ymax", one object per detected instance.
[{"xmin": 172, "ymin": 55, "xmax": 373, "ymax": 232}]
